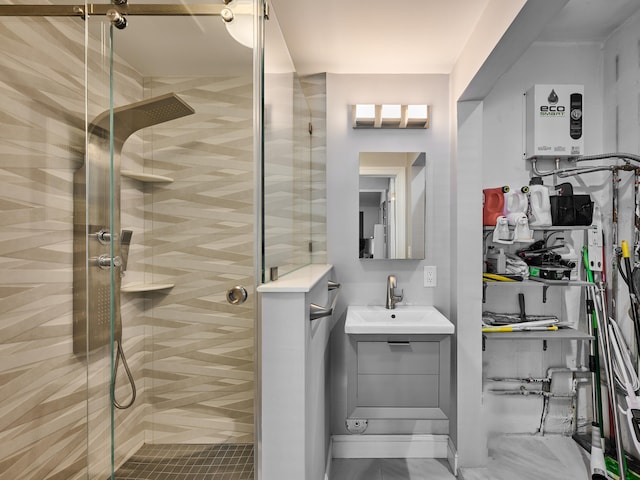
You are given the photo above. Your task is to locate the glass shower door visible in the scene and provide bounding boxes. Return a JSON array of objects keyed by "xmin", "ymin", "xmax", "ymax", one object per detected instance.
[
  {"xmin": 84, "ymin": 3, "xmax": 258, "ymax": 478},
  {"xmin": 0, "ymin": 1, "xmax": 323, "ymax": 478}
]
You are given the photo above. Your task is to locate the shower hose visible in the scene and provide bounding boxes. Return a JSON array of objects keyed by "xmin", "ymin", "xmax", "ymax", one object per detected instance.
[{"xmin": 112, "ymin": 339, "xmax": 137, "ymax": 409}]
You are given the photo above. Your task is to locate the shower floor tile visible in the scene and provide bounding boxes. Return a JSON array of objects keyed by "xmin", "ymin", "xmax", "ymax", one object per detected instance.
[{"xmin": 114, "ymin": 443, "xmax": 254, "ymax": 480}]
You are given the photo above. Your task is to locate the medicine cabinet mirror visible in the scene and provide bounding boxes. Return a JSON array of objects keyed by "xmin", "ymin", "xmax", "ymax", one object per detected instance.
[{"xmin": 359, "ymin": 152, "xmax": 426, "ymax": 260}]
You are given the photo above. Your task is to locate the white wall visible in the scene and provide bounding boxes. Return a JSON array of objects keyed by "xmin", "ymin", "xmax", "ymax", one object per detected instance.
[
  {"xmin": 600, "ymin": 13, "xmax": 640, "ymax": 456},
  {"xmin": 602, "ymin": 8, "xmax": 640, "ymax": 324},
  {"xmin": 603, "ymin": 9, "xmax": 640, "ymax": 157},
  {"xmin": 483, "ymin": 42, "xmax": 604, "ymax": 182},
  {"xmin": 327, "ymin": 74, "xmax": 451, "ymax": 435},
  {"xmin": 480, "ymin": 42, "xmax": 604, "ymax": 434},
  {"xmin": 259, "ymin": 265, "xmax": 335, "ymax": 480},
  {"xmin": 450, "ymin": 100, "xmax": 485, "ymax": 467}
]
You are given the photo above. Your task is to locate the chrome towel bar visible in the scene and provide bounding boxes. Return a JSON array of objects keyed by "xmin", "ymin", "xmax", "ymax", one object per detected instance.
[{"xmin": 309, "ymin": 280, "xmax": 340, "ymax": 321}]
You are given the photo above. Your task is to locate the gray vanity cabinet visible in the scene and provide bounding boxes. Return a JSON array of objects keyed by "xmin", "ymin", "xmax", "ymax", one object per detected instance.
[
  {"xmin": 356, "ymin": 341, "xmax": 440, "ymax": 408},
  {"xmin": 346, "ymin": 334, "xmax": 451, "ymax": 422}
]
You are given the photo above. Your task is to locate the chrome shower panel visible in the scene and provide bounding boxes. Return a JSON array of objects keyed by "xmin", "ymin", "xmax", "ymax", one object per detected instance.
[{"xmin": 73, "ymin": 93, "xmax": 195, "ymax": 354}]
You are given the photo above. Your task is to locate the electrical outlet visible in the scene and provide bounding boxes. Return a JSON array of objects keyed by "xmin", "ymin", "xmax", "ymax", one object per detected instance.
[
  {"xmin": 424, "ymin": 266, "xmax": 437, "ymax": 287},
  {"xmin": 345, "ymin": 418, "xmax": 368, "ymax": 434}
]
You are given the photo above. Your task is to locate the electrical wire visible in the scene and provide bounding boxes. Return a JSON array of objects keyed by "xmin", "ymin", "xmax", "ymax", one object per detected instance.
[
  {"xmin": 609, "ymin": 318, "xmax": 640, "ymax": 393},
  {"xmin": 537, "ymin": 394, "xmax": 550, "ymax": 435},
  {"xmin": 543, "ymin": 230, "xmax": 564, "ymax": 247},
  {"xmin": 618, "ymin": 256, "xmax": 629, "ymax": 285}
]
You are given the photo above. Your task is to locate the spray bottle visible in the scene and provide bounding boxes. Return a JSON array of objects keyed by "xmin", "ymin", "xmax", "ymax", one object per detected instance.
[{"xmin": 486, "ymin": 246, "xmax": 507, "ymax": 274}]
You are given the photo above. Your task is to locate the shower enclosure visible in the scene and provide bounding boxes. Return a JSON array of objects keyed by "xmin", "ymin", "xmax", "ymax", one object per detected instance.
[{"xmin": 0, "ymin": 1, "xmax": 323, "ymax": 479}]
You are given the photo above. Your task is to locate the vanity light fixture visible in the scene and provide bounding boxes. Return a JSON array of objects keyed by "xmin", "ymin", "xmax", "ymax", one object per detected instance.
[
  {"xmin": 380, "ymin": 104, "xmax": 402, "ymax": 127},
  {"xmin": 353, "ymin": 104, "xmax": 376, "ymax": 127},
  {"xmin": 352, "ymin": 103, "xmax": 430, "ymax": 129}
]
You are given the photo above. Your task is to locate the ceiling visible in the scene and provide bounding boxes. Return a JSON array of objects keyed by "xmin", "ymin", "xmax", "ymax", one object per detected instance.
[
  {"xmin": 268, "ymin": 0, "xmax": 491, "ymax": 75},
  {"xmin": 269, "ymin": 0, "xmax": 640, "ymax": 75},
  {"xmin": 113, "ymin": 0, "xmax": 640, "ymax": 77},
  {"xmin": 537, "ymin": 0, "xmax": 640, "ymax": 43}
]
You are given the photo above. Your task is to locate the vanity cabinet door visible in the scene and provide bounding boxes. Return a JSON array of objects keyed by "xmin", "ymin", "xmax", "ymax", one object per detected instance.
[
  {"xmin": 356, "ymin": 341, "xmax": 440, "ymax": 408},
  {"xmin": 357, "ymin": 374, "xmax": 439, "ymax": 407},
  {"xmin": 357, "ymin": 341, "xmax": 440, "ymax": 375}
]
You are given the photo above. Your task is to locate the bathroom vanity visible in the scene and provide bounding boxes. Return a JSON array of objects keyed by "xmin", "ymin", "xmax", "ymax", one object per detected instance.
[
  {"xmin": 334, "ymin": 305, "xmax": 455, "ymax": 462},
  {"xmin": 344, "ymin": 306, "xmax": 454, "ymax": 428}
]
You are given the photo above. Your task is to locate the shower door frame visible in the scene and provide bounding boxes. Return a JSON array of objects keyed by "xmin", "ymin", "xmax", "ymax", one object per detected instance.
[
  {"xmin": 0, "ymin": 2, "xmax": 265, "ymax": 479},
  {"xmin": 0, "ymin": 4, "xmax": 241, "ymax": 16}
]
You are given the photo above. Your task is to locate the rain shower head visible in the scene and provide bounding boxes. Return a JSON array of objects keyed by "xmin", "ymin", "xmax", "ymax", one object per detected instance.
[{"xmin": 89, "ymin": 92, "xmax": 195, "ymax": 147}]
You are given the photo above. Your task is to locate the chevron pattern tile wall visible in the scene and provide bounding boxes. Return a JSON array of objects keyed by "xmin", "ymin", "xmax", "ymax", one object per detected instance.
[{"xmin": 1, "ymin": 13, "xmax": 326, "ymax": 480}]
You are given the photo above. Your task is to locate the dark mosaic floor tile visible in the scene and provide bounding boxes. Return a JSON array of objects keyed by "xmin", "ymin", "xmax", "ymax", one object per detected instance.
[{"xmin": 113, "ymin": 444, "xmax": 254, "ymax": 480}]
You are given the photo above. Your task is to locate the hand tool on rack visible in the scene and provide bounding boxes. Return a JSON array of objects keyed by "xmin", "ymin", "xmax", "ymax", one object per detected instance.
[{"xmin": 583, "ymin": 247, "xmax": 607, "ymax": 479}]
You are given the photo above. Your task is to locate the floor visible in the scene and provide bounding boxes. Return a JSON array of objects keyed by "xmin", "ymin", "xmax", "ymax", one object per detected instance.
[
  {"xmin": 111, "ymin": 436, "xmax": 589, "ymax": 480},
  {"xmin": 331, "ymin": 435, "xmax": 590, "ymax": 480},
  {"xmin": 460, "ymin": 434, "xmax": 590, "ymax": 480},
  {"xmin": 331, "ymin": 458, "xmax": 455, "ymax": 480},
  {"xmin": 113, "ymin": 444, "xmax": 254, "ymax": 480}
]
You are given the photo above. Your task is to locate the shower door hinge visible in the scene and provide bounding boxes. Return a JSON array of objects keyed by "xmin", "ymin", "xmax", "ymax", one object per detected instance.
[
  {"xmin": 263, "ymin": 1, "xmax": 269, "ymax": 19},
  {"xmin": 269, "ymin": 266, "xmax": 278, "ymax": 281},
  {"xmin": 309, "ymin": 241, "xmax": 313, "ymax": 253},
  {"xmin": 308, "ymin": 122, "xmax": 313, "ymax": 135}
]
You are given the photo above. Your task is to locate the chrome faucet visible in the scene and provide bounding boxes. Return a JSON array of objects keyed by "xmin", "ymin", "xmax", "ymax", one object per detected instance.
[{"xmin": 386, "ymin": 275, "xmax": 404, "ymax": 309}]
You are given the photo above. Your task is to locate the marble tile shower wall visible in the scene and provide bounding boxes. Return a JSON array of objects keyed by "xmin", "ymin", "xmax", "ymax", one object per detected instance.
[
  {"xmin": 0, "ymin": 17, "xmax": 145, "ymax": 480},
  {"xmin": 142, "ymin": 75, "xmax": 255, "ymax": 445}
]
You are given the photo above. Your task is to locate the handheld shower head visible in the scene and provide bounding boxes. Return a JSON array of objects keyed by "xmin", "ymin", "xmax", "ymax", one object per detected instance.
[{"xmin": 120, "ymin": 230, "xmax": 133, "ymax": 275}]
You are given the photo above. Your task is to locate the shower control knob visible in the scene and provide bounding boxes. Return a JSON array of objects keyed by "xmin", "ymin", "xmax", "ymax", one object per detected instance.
[
  {"xmin": 95, "ymin": 229, "xmax": 116, "ymax": 244},
  {"xmin": 97, "ymin": 254, "xmax": 122, "ymax": 270},
  {"xmin": 226, "ymin": 285, "xmax": 248, "ymax": 305}
]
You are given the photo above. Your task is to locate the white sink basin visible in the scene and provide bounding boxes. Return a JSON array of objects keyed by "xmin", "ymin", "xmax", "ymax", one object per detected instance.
[{"xmin": 345, "ymin": 305, "xmax": 454, "ymax": 335}]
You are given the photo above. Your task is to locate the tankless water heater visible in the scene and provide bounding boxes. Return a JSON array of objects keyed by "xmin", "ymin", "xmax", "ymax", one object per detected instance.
[{"xmin": 525, "ymin": 84, "xmax": 584, "ymax": 159}]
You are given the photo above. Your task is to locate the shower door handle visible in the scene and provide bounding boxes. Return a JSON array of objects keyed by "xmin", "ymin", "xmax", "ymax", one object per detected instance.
[{"xmin": 227, "ymin": 285, "xmax": 249, "ymax": 305}]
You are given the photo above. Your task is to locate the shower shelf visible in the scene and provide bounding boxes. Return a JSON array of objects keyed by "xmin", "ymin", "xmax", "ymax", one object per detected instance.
[
  {"xmin": 121, "ymin": 170, "xmax": 174, "ymax": 183},
  {"xmin": 121, "ymin": 283, "xmax": 174, "ymax": 293}
]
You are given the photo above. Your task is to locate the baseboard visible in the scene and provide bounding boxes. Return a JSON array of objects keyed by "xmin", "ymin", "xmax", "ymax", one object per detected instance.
[
  {"xmin": 447, "ymin": 436, "xmax": 458, "ymax": 476},
  {"xmin": 331, "ymin": 434, "xmax": 449, "ymax": 459}
]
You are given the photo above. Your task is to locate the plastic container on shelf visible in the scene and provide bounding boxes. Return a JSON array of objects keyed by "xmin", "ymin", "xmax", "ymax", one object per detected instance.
[
  {"xmin": 483, "ymin": 185, "xmax": 510, "ymax": 226},
  {"xmin": 486, "ymin": 247, "xmax": 507, "ymax": 274},
  {"xmin": 527, "ymin": 177, "xmax": 552, "ymax": 227},
  {"xmin": 504, "ymin": 186, "xmax": 530, "ymax": 226}
]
